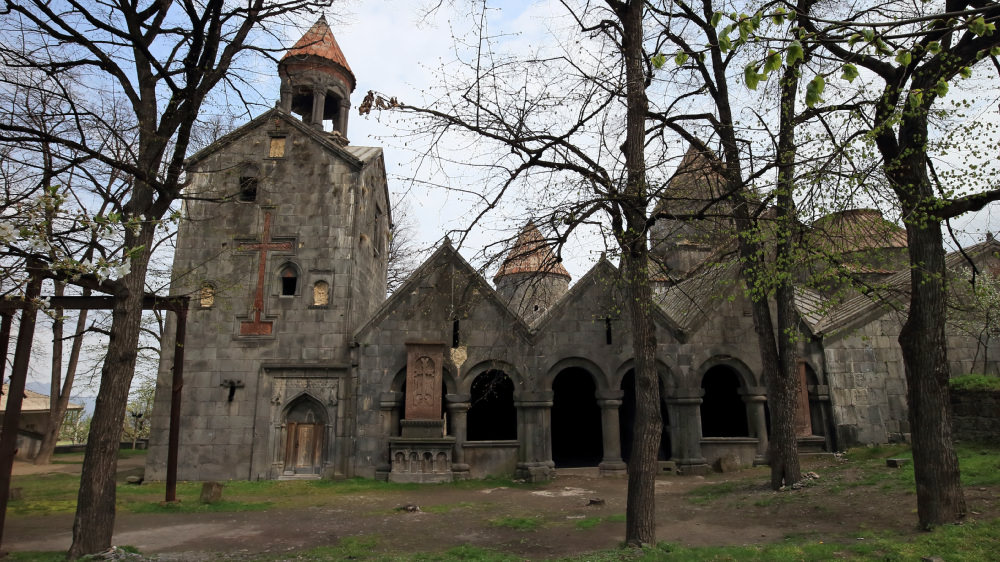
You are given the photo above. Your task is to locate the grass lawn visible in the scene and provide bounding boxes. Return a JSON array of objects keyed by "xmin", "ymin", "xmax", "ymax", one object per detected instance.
[{"xmin": 8, "ymin": 444, "xmax": 1000, "ymax": 560}]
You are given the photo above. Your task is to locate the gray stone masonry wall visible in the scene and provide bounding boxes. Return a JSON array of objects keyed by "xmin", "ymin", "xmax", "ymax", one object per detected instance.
[
  {"xmin": 823, "ymin": 314, "xmax": 909, "ymax": 447},
  {"xmin": 147, "ymin": 111, "xmax": 388, "ymax": 481},
  {"xmin": 951, "ymin": 389, "xmax": 1000, "ymax": 443},
  {"xmin": 353, "ymin": 250, "xmax": 827, "ymax": 479}
]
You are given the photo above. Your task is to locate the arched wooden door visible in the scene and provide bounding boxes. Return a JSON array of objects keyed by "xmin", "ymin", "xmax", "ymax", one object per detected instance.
[{"xmin": 283, "ymin": 396, "xmax": 326, "ymax": 475}]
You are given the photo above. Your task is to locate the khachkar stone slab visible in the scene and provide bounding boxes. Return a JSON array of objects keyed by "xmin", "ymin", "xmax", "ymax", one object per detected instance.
[
  {"xmin": 390, "ymin": 341, "xmax": 453, "ymax": 482},
  {"xmin": 404, "ymin": 342, "xmax": 444, "ymax": 420}
]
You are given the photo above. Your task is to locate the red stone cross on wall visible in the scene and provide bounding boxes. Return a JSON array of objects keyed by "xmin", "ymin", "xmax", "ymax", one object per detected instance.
[{"xmin": 239, "ymin": 211, "xmax": 293, "ymax": 336}]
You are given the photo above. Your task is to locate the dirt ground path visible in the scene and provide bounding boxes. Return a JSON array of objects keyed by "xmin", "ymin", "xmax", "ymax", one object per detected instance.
[{"xmin": 7, "ymin": 458, "xmax": 1000, "ymax": 560}]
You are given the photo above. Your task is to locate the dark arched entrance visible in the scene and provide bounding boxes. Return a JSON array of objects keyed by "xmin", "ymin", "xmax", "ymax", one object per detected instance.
[
  {"xmin": 700, "ymin": 366, "xmax": 749, "ymax": 437},
  {"xmin": 551, "ymin": 367, "xmax": 602, "ymax": 466},
  {"xmin": 619, "ymin": 369, "xmax": 671, "ymax": 463},
  {"xmin": 467, "ymin": 370, "xmax": 516, "ymax": 440},
  {"xmin": 283, "ymin": 395, "xmax": 327, "ymax": 475}
]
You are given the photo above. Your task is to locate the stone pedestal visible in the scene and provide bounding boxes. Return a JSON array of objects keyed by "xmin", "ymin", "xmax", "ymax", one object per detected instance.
[{"xmin": 388, "ymin": 437, "xmax": 456, "ymax": 483}]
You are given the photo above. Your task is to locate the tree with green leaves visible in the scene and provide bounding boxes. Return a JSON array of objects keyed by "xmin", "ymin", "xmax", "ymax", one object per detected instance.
[{"xmin": 800, "ymin": 0, "xmax": 1000, "ymax": 527}]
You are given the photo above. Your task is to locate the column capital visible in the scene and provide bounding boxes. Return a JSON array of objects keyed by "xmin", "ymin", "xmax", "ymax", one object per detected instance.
[
  {"xmin": 595, "ymin": 389, "xmax": 624, "ymax": 400},
  {"xmin": 517, "ymin": 390, "xmax": 553, "ymax": 402},
  {"xmin": 597, "ymin": 399, "xmax": 623, "ymax": 408}
]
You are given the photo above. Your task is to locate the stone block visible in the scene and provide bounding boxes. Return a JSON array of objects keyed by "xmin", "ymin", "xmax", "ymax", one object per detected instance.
[
  {"xmin": 886, "ymin": 458, "xmax": 909, "ymax": 468},
  {"xmin": 200, "ymin": 481, "xmax": 224, "ymax": 503},
  {"xmin": 714, "ymin": 454, "xmax": 742, "ymax": 473}
]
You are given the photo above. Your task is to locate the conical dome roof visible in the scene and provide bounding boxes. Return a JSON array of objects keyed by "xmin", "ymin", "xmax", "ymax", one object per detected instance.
[
  {"xmin": 494, "ymin": 223, "xmax": 571, "ymax": 282},
  {"xmin": 281, "ymin": 16, "xmax": 355, "ymax": 91},
  {"xmin": 656, "ymin": 144, "xmax": 727, "ymax": 214}
]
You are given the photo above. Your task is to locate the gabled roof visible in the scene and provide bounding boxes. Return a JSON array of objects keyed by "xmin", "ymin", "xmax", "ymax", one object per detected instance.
[
  {"xmin": 1, "ymin": 385, "xmax": 83, "ymax": 414},
  {"xmin": 809, "ymin": 208, "xmax": 907, "ymax": 253},
  {"xmin": 494, "ymin": 222, "xmax": 571, "ymax": 282},
  {"xmin": 793, "ymin": 286, "xmax": 828, "ymax": 335},
  {"xmin": 354, "ymin": 240, "xmax": 532, "ymax": 342},
  {"xmin": 530, "ymin": 255, "xmax": 686, "ymax": 341},
  {"xmin": 281, "ymin": 16, "xmax": 355, "ymax": 89},
  {"xmin": 814, "ymin": 237, "xmax": 1000, "ymax": 337},
  {"xmin": 656, "ymin": 259, "xmax": 743, "ymax": 334},
  {"xmin": 185, "ymin": 108, "xmax": 380, "ymax": 170}
]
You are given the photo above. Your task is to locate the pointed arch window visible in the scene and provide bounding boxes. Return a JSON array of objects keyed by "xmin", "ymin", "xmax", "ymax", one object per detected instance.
[{"xmin": 280, "ymin": 264, "xmax": 298, "ymax": 296}]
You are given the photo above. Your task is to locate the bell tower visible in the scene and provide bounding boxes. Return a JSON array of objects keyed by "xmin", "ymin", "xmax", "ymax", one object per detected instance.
[{"xmin": 278, "ymin": 16, "xmax": 356, "ymax": 139}]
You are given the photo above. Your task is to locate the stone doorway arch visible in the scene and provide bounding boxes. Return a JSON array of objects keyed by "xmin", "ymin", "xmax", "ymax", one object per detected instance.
[
  {"xmin": 283, "ymin": 394, "xmax": 327, "ymax": 475},
  {"xmin": 551, "ymin": 367, "xmax": 602, "ymax": 467},
  {"xmin": 619, "ymin": 369, "xmax": 671, "ymax": 463}
]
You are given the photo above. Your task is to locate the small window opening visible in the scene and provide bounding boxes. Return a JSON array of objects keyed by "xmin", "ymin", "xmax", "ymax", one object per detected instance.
[
  {"xmin": 199, "ymin": 284, "xmax": 215, "ymax": 308},
  {"xmin": 313, "ymin": 281, "xmax": 329, "ymax": 306},
  {"xmin": 452, "ymin": 319, "xmax": 460, "ymax": 348},
  {"xmin": 269, "ymin": 136, "xmax": 286, "ymax": 158},
  {"xmin": 281, "ymin": 265, "xmax": 298, "ymax": 296},
  {"xmin": 605, "ymin": 318, "xmax": 613, "ymax": 345},
  {"xmin": 533, "ymin": 304, "xmax": 540, "ymax": 312},
  {"xmin": 238, "ymin": 164, "xmax": 259, "ymax": 202}
]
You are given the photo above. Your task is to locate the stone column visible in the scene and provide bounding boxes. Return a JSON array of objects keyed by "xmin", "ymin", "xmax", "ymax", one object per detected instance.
[
  {"xmin": 794, "ymin": 361, "xmax": 813, "ymax": 437},
  {"xmin": 339, "ymin": 101, "xmax": 351, "ymax": 137},
  {"xmin": 311, "ymin": 89, "xmax": 326, "ymax": 129},
  {"xmin": 514, "ymin": 390, "xmax": 554, "ymax": 482},
  {"xmin": 375, "ymin": 391, "xmax": 402, "ymax": 480},
  {"xmin": 596, "ymin": 389, "xmax": 626, "ymax": 477},
  {"xmin": 446, "ymin": 394, "xmax": 471, "ymax": 479},
  {"xmin": 278, "ymin": 78, "xmax": 292, "ymax": 113},
  {"xmin": 664, "ymin": 388, "xmax": 709, "ymax": 474},
  {"xmin": 742, "ymin": 386, "xmax": 769, "ymax": 465}
]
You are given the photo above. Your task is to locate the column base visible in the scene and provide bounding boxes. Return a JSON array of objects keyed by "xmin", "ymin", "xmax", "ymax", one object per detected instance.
[
  {"xmin": 515, "ymin": 462, "xmax": 555, "ymax": 482},
  {"xmin": 598, "ymin": 460, "xmax": 627, "ymax": 477},
  {"xmin": 451, "ymin": 464, "xmax": 471, "ymax": 480},
  {"xmin": 675, "ymin": 458, "xmax": 711, "ymax": 475}
]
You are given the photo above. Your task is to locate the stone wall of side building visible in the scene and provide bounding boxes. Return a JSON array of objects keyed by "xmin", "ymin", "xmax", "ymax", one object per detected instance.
[{"xmin": 950, "ymin": 389, "xmax": 1000, "ymax": 443}]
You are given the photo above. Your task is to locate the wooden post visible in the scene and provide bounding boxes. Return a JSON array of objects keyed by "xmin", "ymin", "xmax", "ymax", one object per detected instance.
[{"xmin": 165, "ymin": 304, "xmax": 188, "ymax": 503}]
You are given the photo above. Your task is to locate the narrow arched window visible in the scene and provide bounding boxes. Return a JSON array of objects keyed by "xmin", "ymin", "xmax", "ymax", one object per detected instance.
[
  {"xmin": 280, "ymin": 265, "xmax": 298, "ymax": 296},
  {"xmin": 238, "ymin": 164, "xmax": 259, "ymax": 202}
]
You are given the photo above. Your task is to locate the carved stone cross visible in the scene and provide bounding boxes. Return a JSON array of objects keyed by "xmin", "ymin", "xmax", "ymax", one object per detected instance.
[{"xmin": 238, "ymin": 211, "xmax": 293, "ymax": 336}]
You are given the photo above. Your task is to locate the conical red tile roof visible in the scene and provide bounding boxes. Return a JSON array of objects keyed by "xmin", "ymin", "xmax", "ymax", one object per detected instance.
[
  {"xmin": 282, "ymin": 16, "xmax": 355, "ymax": 83},
  {"xmin": 494, "ymin": 223, "xmax": 571, "ymax": 282}
]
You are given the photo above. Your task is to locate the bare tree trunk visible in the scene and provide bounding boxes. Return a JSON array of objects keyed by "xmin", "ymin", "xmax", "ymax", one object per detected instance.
[
  {"xmin": 34, "ymin": 287, "xmax": 89, "ymax": 465},
  {"xmin": 69, "ymin": 225, "xmax": 154, "ymax": 558},
  {"xmin": 900, "ymin": 222, "xmax": 966, "ymax": 528},
  {"xmin": 614, "ymin": 0, "xmax": 659, "ymax": 546}
]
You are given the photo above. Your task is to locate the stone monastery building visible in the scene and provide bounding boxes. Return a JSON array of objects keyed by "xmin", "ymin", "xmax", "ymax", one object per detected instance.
[{"xmin": 146, "ymin": 18, "xmax": 1000, "ymax": 482}]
